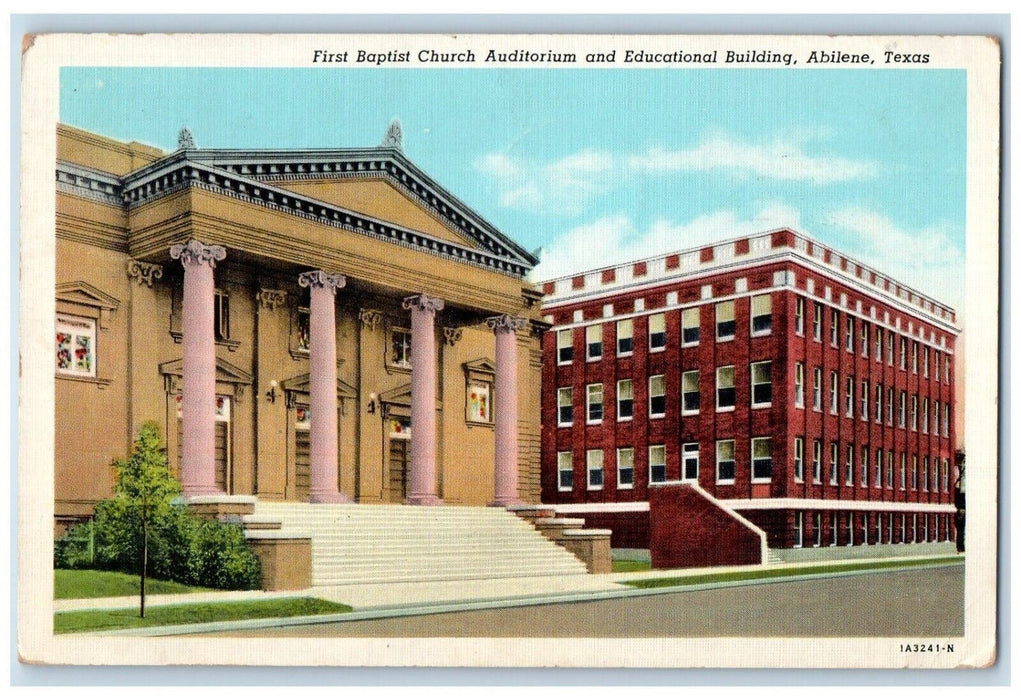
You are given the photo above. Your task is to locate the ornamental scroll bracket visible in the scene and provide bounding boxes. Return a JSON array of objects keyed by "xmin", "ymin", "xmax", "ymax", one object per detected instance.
[
  {"xmin": 256, "ymin": 288, "xmax": 288, "ymax": 311},
  {"xmin": 126, "ymin": 260, "xmax": 164, "ymax": 287},
  {"xmin": 442, "ymin": 327, "xmax": 463, "ymax": 346},
  {"xmin": 358, "ymin": 308, "xmax": 384, "ymax": 331}
]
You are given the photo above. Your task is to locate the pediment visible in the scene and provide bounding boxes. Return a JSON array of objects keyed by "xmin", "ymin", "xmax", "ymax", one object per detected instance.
[
  {"xmin": 159, "ymin": 357, "xmax": 253, "ymax": 385},
  {"xmin": 280, "ymin": 372, "xmax": 357, "ymax": 400},
  {"xmin": 272, "ymin": 178, "xmax": 481, "ymax": 250},
  {"xmin": 378, "ymin": 382, "xmax": 442, "ymax": 410},
  {"xmin": 56, "ymin": 281, "xmax": 120, "ymax": 310},
  {"xmin": 464, "ymin": 357, "xmax": 496, "ymax": 377}
]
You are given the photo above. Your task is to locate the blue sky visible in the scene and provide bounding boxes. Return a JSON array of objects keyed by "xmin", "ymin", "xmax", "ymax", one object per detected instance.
[{"xmin": 61, "ymin": 67, "xmax": 966, "ymax": 311}]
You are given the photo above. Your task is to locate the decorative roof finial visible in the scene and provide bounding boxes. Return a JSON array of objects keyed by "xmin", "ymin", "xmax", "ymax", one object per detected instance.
[
  {"xmin": 381, "ymin": 118, "xmax": 403, "ymax": 150},
  {"xmin": 177, "ymin": 128, "xmax": 195, "ymax": 150}
]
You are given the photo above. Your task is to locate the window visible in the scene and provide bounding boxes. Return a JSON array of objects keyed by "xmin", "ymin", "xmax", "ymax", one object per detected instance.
[
  {"xmin": 944, "ymin": 404, "xmax": 950, "ymax": 437},
  {"xmin": 831, "ymin": 512, "xmax": 838, "ymax": 546},
  {"xmin": 922, "ymin": 514, "xmax": 928, "ymax": 542},
  {"xmin": 845, "ymin": 376, "xmax": 854, "ymax": 417},
  {"xmin": 945, "ymin": 357, "xmax": 951, "ymax": 383},
  {"xmin": 888, "ymin": 332, "xmax": 895, "ymax": 365},
  {"xmin": 887, "ymin": 451, "xmax": 894, "ymax": 489},
  {"xmin": 899, "ymin": 453, "xmax": 906, "ymax": 490},
  {"xmin": 934, "ymin": 400, "xmax": 941, "ymax": 435},
  {"xmin": 617, "ymin": 448, "xmax": 634, "ymax": 489},
  {"xmin": 617, "ymin": 379, "xmax": 634, "ymax": 421},
  {"xmin": 911, "ymin": 455, "xmax": 918, "ymax": 490},
  {"xmin": 845, "ymin": 316, "xmax": 854, "ymax": 352},
  {"xmin": 922, "ymin": 397, "xmax": 929, "ymax": 433},
  {"xmin": 557, "ymin": 451, "xmax": 573, "ymax": 491},
  {"xmin": 911, "ymin": 341, "xmax": 918, "ymax": 373},
  {"xmin": 616, "ymin": 319, "xmax": 633, "ymax": 356},
  {"xmin": 716, "ymin": 440, "xmax": 736, "ymax": 483},
  {"xmin": 649, "ymin": 445, "xmax": 667, "ymax": 484},
  {"xmin": 887, "ymin": 387, "xmax": 895, "ymax": 425},
  {"xmin": 794, "ymin": 362, "xmax": 805, "ymax": 408},
  {"xmin": 923, "ymin": 346, "xmax": 930, "ymax": 378},
  {"xmin": 717, "ymin": 366, "xmax": 736, "ymax": 410},
  {"xmin": 467, "ymin": 381, "xmax": 492, "ymax": 423},
  {"xmin": 812, "ymin": 440, "xmax": 822, "ymax": 483},
  {"xmin": 587, "ymin": 449, "xmax": 604, "ymax": 490},
  {"xmin": 843, "ymin": 444, "xmax": 853, "ymax": 485},
  {"xmin": 875, "ymin": 327, "xmax": 883, "ymax": 361},
  {"xmin": 813, "ymin": 367, "xmax": 823, "ymax": 411},
  {"xmin": 716, "ymin": 301, "xmax": 735, "ymax": 340},
  {"xmin": 934, "ymin": 351, "xmax": 941, "ymax": 378},
  {"xmin": 830, "ymin": 309, "xmax": 839, "ymax": 346},
  {"xmin": 911, "ymin": 514, "xmax": 918, "ymax": 543},
  {"xmin": 752, "ymin": 438, "xmax": 772, "ymax": 481},
  {"xmin": 296, "ymin": 307, "xmax": 311, "ymax": 353},
  {"xmin": 586, "ymin": 324, "xmax": 603, "ymax": 361},
  {"xmin": 875, "ymin": 382, "xmax": 882, "ymax": 423},
  {"xmin": 751, "ymin": 294, "xmax": 772, "ymax": 335},
  {"xmin": 682, "ymin": 370, "xmax": 700, "ymax": 414},
  {"xmin": 557, "ymin": 387, "xmax": 573, "ymax": 426},
  {"xmin": 794, "ymin": 512, "xmax": 804, "ymax": 548},
  {"xmin": 900, "ymin": 336, "xmax": 907, "ymax": 370},
  {"xmin": 214, "ymin": 289, "xmax": 230, "ymax": 341},
  {"xmin": 931, "ymin": 456, "xmax": 939, "ymax": 492},
  {"xmin": 814, "ymin": 513, "xmax": 822, "ymax": 547},
  {"xmin": 942, "ymin": 458, "xmax": 950, "ymax": 492},
  {"xmin": 649, "ymin": 375, "xmax": 666, "ymax": 418},
  {"xmin": 830, "ymin": 442, "xmax": 838, "ymax": 485},
  {"xmin": 649, "ymin": 313, "xmax": 666, "ymax": 351},
  {"xmin": 901, "ymin": 514, "xmax": 907, "ymax": 543},
  {"xmin": 874, "ymin": 448, "xmax": 882, "ymax": 488},
  {"xmin": 861, "ymin": 323, "xmax": 869, "ymax": 356},
  {"xmin": 55, "ymin": 315, "xmax": 96, "ymax": 377},
  {"xmin": 586, "ymin": 383, "xmax": 603, "ymax": 423},
  {"xmin": 751, "ymin": 361, "xmax": 772, "ymax": 407},
  {"xmin": 682, "ymin": 307, "xmax": 700, "ymax": 346},
  {"xmin": 813, "ymin": 302, "xmax": 822, "ymax": 341},
  {"xmin": 794, "ymin": 437, "xmax": 804, "ymax": 482},
  {"xmin": 682, "ymin": 443, "xmax": 699, "ymax": 481},
  {"xmin": 861, "ymin": 446, "xmax": 869, "ymax": 487},
  {"xmin": 795, "ymin": 297, "xmax": 805, "ymax": 335},
  {"xmin": 861, "ymin": 380, "xmax": 869, "ymax": 420},
  {"xmin": 556, "ymin": 328, "xmax": 573, "ymax": 365},
  {"xmin": 829, "ymin": 371, "xmax": 838, "ymax": 414},
  {"xmin": 922, "ymin": 456, "xmax": 929, "ymax": 492},
  {"xmin": 910, "ymin": 395, "xmax": 918, "ymax": 430}
]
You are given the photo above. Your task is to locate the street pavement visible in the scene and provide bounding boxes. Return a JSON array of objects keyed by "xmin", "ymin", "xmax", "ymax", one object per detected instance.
[{"xmin": 197, "ymin": 565, "xmax": 964, "ymax": 638}]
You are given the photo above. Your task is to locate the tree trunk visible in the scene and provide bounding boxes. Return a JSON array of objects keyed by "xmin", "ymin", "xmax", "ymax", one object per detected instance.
[{"xmin": 140, "ymin": 518, "xmax": 148, "ymax": 618}]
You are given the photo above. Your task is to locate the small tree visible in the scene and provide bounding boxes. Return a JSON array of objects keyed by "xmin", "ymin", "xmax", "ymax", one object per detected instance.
[{"xmin": 110, "ymin": 421, "xmax": 180, "ymax": 617}]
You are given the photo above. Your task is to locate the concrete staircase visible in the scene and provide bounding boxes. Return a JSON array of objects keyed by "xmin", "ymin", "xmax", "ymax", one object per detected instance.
[{"xmin": 249, "ymin": 501, "xmax": 591, "ymax": 586}]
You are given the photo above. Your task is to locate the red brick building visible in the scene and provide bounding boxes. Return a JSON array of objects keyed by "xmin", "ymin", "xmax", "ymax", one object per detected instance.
[{"xmin": 539, "ymin": 229, "xmax": 959, "ymax": 552}]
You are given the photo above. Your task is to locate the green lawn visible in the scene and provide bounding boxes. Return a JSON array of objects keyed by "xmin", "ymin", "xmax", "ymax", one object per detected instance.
[
  {"xmin": 55, "ymin": 597, "xmax": 353, "ymax": 634},
  {"xmin": 622, "ymin": 555, "xmax": 964, "ymax": 589},
  {"xmin": 612, "ymin": 560, "xmax": 651, "ymax": 573},
  {"xmin": 55, "ymin": 569, "xmax": 213, "ymax": 599}
]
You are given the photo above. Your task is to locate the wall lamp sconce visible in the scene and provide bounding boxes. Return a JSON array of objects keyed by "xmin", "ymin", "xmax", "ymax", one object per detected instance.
[
  {"xmin": 367, "ymin": 392, "xmax": 378, "ymax": 414},
  {"xmin": 266, "ymin": 379, "xmax": 279, "ymax": 403}
]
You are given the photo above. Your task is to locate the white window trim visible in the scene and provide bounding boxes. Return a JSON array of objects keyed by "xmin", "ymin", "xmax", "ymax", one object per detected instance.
[
  {"xmin": 616, "ymin": 448, "xmax": 634, "ymax": 490},
  {"xmin": 649, "ymin": 445, "xmax": 667, "ymax": 485},
  {"xmin": 681, "ymin": 443, "xmax": 700, "ymax": 483},
  {"xmin": 586, "ymin": 449, "xmax": 604, "ymax": 491},
  {"xmin": 557, "ymin": 451, "xmax": 573, "ymax": 492},
  {"xmin": 750, "ymin": 361, "xmax": 772, "ymax": 409},
  {"xmin": 648, "ymin": 375, "xmax": 666, "ymax": 419},
  {"xmin": 586, "ymin": 383, "xmax": 603, "ymax": 425},
  {"xmin": 616, "ymin": 379, "xmax": 634, "ymax": 423},
  {"xmin": 56, "ymin": 314, "xmax": 98, "ymax": 379},
  {"xmin": 716, "ymin": 440, "xmax": 736, "ymax": 485},
  {"xmin": 557, "ymin": 387, "xmax": 573, "ymax": 427},
  {"xmin": 556, "ymin": 329, "xmax": 573, "ymax": 366},
  {"xmin": 681, "ymin": 370, "xmax": 700, "ymax": 417}
]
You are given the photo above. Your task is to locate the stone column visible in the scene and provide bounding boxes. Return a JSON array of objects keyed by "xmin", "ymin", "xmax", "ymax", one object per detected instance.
[
  {"xmin": 298, "ymin": 270, "xmax": 351, "ymax": 504},
  {"xmin": 169, "ymin": 240, "xmax": 226, "ymax": 498},
  {"xmin": 402, "ymin": 293, "xmax": 444, "ymax": 505},
  {"xmin": 487, "ymin": 314, "xmax": 529, "ymax": 506}
]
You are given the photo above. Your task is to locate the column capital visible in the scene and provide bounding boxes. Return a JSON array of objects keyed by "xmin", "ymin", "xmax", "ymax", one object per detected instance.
[
  {"xmin": 298, "ymin": 270, "xmax": 347, "ymax": 293},
  {"xmin": 486, "ymin": 314, "xmax": 529, "ymax": 334},
  {"xmin": 126, "ymin": 259, "xmax": 164, "ymax": 287},
  {"xmin": 170, "ymin": 240, "xmax": 226, "ymax": 268},
  {"xmin": 403, "ymin": 293, "xmax": 445, "ymax": 314}
]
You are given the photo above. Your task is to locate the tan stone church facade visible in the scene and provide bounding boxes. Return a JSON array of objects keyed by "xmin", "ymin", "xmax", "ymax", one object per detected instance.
[{"xmin": 55, "ymin": 123, "xmax": 545, "ymax": 531}]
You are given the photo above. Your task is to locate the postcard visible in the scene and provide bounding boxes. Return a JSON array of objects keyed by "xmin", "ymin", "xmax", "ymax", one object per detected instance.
[{"xmin": 18, "ymin": 31, "xmax": 1000, "ymax": 669}]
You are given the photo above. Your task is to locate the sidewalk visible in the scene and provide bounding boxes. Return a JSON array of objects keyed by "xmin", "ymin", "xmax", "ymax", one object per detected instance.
[{"xmin": 55, "ymin": 550, "xmax": 962, "ymax": 615}]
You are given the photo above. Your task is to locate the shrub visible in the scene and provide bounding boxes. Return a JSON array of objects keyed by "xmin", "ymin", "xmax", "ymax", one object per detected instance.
[
  {"xmin": 188, "ymin": 520, "xmax": 261, "ymax": 590},
  {"xmin": 54, "ymin": 522, "xmax": 95, "ymax": 570}
]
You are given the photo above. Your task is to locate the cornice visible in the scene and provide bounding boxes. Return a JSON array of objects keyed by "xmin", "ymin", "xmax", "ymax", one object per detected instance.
[
  {"xmin": 56, "ymin": 161, "xmax": 124, "ymax": 206},
  {"xmin": 118, "ymin": 159, "xmax": 531, "ymax": 280}
]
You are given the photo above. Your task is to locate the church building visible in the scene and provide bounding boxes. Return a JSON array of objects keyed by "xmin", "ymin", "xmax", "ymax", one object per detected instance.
[{"xmin": 54, "ymin": 122, "xmax": 545, "ymax": 531}]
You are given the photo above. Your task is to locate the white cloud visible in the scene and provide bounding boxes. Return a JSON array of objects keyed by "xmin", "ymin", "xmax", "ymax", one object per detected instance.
[
  {"xmin": 475, "ymin": 149, "xmax": 615, "ymax": 215},
  {"xmin": 531, "ymin": 204, "xmax": 802, "ymax": 281},
  {"xmin": 824, "ymin": 207, "xmax": 964, "ymax": 313},
  {"xmin": 627, "ymin": 133, "xmax": 877, "ymax": 184}
]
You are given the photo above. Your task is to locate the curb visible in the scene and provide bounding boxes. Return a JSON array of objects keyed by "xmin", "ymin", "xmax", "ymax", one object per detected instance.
[{"xmin": 81, "ymin": 558, "xmax": 964, "ymax": 637}]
